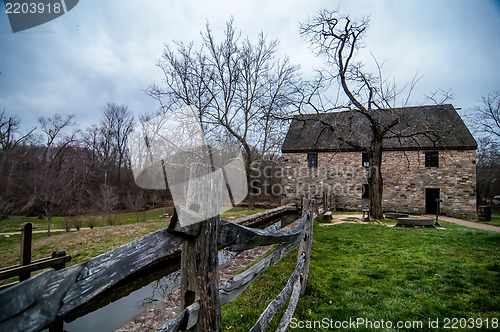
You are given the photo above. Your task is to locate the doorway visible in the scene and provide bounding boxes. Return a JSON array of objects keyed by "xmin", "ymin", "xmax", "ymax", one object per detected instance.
[{"xmin": 425, "ymin": 188, "xmax": 440, "ymax": 214}]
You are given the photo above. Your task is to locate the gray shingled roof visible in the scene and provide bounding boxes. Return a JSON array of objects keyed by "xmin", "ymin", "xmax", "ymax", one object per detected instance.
[{"xmin": 281, "ymin": 104, "xmax": 477, "ymax": 152}]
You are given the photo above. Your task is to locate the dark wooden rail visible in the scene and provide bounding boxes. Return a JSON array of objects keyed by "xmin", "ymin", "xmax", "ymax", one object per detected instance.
[
  {"xmin": 0, "ymin": 195, "xmax": 323, "ymax": 332},
  {"xmin": 157, "ymin": 198, "xmax": 317, "ymax": 332},
  {"xmin": 0, "ymin": 223, "xmax": 71, "ymax": 290},
  {"xmin": 0, "ymin": 254, "xmax": 72, "ymax": 281}
]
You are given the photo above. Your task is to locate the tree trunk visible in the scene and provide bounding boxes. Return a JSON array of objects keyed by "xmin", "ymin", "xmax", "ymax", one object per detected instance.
[
  {"xmin": 243, "ymin": 149, "xmax": 255, "ymax": 211},
  {"xmin": 368, "ymin": 140, "xmax": 384, "ymax": 219},
  {"xmin": 0, "ymin": 151, "xmax": 9, "ymax": 174}
]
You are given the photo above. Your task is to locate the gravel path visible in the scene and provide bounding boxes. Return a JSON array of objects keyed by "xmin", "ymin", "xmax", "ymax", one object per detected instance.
[{"xmin": 424, "ymin": 215, "xmax": 500, "ymax": 233}]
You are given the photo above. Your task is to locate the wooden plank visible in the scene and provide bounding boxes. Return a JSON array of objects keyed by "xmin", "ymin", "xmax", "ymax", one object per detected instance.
[
  {"xmin": 249, "ymin": 253, "xmax": 306, "ymax": 332},
  {"xmin": 263, "ymin": 220, "xmax": 281, "ymax": 232},
  {"xmin": 158, "ymin": 238, "xmax": 301, "ymax": 331},
  {"xmin": 0, "ymin": 256, "xmax": 72, "ymax": 281},
  {"xmin": 233, "ymin": 205, "xmax": 297, "ymax": 227},
  {"xmin": 0, "ymin": 265, "xmax": 83, "ymax": 332},
  {"xmin": 219, "ymin": 239, "xmax": 301, "ymax": 306},
  {"xmin": 155, "ymin": 309, "xmax": 186, "ymax": 332},
  {"xmin": 167, "ymin": 205, "xmax": 202, "ymax": 238},
  {"xmin": 218, "ymin": 213, "xmax": 306, "ymax": 251},
  {"xmin": 276, "ymin": 276, "xmax": 302, "ymax": 332},
  {"xmin": 298, "ymin": 198, "xmax": 314, "ymax": 295},
  {"xmin": 59, "ymin": 227, "xmax": 183, "ymax": 317},
  {"xmin": 0, "ymin": 269, "xmax": 54, "ymax": 322},
  {"xmin": 0, "ymin": 256, "xmax": 56, "ymax": 273}
]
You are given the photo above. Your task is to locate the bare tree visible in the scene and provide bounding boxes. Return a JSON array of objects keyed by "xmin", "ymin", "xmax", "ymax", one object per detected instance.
[
  {"xmin": 0, "ymin": 110, "xmax": 35, "ymax": 173},
  {"xmin": 103, "ymin": 103, "xmax": 135, "ymax": 184},
  {"xmin": 471, "ymin": 91, "xmax": 500, "ymax": 141},
  {"xmin": 35, "ymin": 166, "xmax": 79, "ymax": 236},
  {"xmin": 300, "ymin": 10, "xmax": 438, "ymax": 219},
  {"xmin": 150, "ymin": 19, "xmax": 301, "ymax": 209},
  {"xmin": 127, "ymin": 189, "xmax": 145, "ymax": 222},
  {"xmin": 470, "ymin": 92, "xmax": 500, "ymax": 207},
  {"xmin": 149, "ymin": 190, "xmax": 160, "ymax": 220},
  {"xmin": 92, "ymin": 184, "xmax": 119, "ymax": 226},
  {"xmin": 424, "ymin": 89, "xmax": 455, "ymax": 105},
  {"xmin": 85, "ymin": 103, "xmax": 134, "ymax": 186},
  {"xmin": 38, "ymin": 113, "xmax": 78, "ymax": 169}
]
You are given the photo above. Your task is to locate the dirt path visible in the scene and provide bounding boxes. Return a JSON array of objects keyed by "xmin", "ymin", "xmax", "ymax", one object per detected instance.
[
  {"xmin": 424, "ymin": 215, "xmax": 500, "ymax": 233},
  {"xmin": 0, "ymin": 227, "xmax": 98, "ymax": 236},
  {"xmin": 318, "ymin": 213, "xmax": 500, "ymax": 233}
]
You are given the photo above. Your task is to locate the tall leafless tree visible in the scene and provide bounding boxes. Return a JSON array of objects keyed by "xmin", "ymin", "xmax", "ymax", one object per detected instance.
[
  {"xmin": 150, "ymin": 19, "xmax": 301, "ymax": 209},
  {"xmin": 470, "ymin": 92, "xmax": 500, "ymax": 206},
  {"xmin": 127, "ymin": 188, "xmax": 145, "ymax": 222},
  {"xmin": 0, "ymin": 110, "xmax": 35, "ymax": 173},
  {"xmin": 471, "ymin": 91, "xmax": 500, "ymax": 142},
  {"xmin": 36, "ymin": 165, "xmax": 79, "ymax": 236},
  {"xmin": 82, "ymin": 103, "xmax": 134, "ymax": 187},
  {"xmin": 91, "ymin": 184, "xmax": 119, "ymax": 226},
  {"xmin": 300, "ymin": 10, "xmax": 438, "ymax": 219},
  {"xmin": 38, "ymin": 114, "xmax": 78, "ymax": 170}
]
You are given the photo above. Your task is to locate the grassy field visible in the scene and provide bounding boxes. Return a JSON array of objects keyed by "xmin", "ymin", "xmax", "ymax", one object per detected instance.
[
  {"xmin": 0, "ymin": 206, "xmax": 175, "ymax": 233},
  {"xmin": 0, "ymin": 207, "xmax": 265, "ymax": 285},
  {"xmin": 221, "ymin": 220, "xmax": 500, "ymax": 331}
]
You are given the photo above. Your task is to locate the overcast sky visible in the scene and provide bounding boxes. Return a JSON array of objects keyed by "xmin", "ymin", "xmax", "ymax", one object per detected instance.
[{"xmin": 1, "ymin": 0, "xmax": 499, "ymax": 134}]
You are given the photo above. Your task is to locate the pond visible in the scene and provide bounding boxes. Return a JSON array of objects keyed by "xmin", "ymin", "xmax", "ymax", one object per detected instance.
[{"xmin": 53, "ymin": 212, "xmax": 298, "ymax": 332}]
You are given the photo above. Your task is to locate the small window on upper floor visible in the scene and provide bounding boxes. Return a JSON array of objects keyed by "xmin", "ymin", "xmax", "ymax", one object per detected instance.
[
  {"xmin": 307, "ymin": 153, "xmax": 318, "ymax": 168},
  {"xmin": 362, "ymin": 152, "xmax": 370, "ymax": 168},
  {"xmin": 425, "ymin": 151, "xmax": 439, "ymax": 167}
]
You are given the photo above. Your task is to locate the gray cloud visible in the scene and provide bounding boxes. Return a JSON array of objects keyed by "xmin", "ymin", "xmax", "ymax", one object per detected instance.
[{"xmin": 0, "ymin": 0, "xmax": 499, "ymax": 133}]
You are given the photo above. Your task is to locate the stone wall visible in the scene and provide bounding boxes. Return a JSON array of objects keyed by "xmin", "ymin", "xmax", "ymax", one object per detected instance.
[{"xmin": 281, "ymin": 150, "xmax": 476, "ymax": 219}]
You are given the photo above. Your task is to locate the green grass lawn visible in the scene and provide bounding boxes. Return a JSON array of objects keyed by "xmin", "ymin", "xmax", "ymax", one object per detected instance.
[{"xmin": 222, "ymin": 220, "xmax": 500, "ymax": 331}]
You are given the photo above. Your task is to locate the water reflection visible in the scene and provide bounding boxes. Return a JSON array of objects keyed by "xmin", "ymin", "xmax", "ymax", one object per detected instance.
[
  {"xmin": 62, "ymin": 213, "xmax": 297, "ymax": 332},
  {"xmin": 138, "ymin": 249, "xmax": 236, "ymax": 308}
]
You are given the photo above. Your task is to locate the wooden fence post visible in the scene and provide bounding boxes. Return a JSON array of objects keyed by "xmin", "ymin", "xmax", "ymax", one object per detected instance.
[
  {"xmin": 19, "ymin": 222, "xmax": 32, "ymax": 282},
  {"xmin": 48, "ymin": 250, "xmax": 68, "ymax": 332},
  {"xmin": 298, "ymin": 198, "xmax": 315, "ymax": 295},
  {"xmin": 179, "ymin": 163, "xmax": 222, "ymax": 332}
]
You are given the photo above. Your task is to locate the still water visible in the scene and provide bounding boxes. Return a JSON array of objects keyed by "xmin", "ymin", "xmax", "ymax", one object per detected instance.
[{"xmin": 61, "ymin": 250, "xmax": 236, "ymax": 332}]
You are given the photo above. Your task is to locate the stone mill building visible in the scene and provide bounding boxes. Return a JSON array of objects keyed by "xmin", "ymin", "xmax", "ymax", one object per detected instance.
[{"xmin": 281, "ymin": 104, "xmax": 477, "ymax": 219}]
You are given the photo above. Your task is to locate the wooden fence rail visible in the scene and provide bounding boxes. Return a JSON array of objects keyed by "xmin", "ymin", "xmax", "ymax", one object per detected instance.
[
  {"xmin": 0, "ymin": 222, "xmax": 71, "ymax": 290},
  {"xmin": 157, "ymin": 199, "xmax": 316, "ymax": 332},
  {"xmin": 0, "ymin": 197, "xmax": 321, "ymax": 332}
]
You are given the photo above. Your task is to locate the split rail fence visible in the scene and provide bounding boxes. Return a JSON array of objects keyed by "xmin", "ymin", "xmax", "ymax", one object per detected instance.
[
  {"xmin": 0, "ymin": 196, "xmax": 325, "ymax": 332},
  {"xmin": 0, "ymin": 222, "xmax": 71, "ymax": 288}
]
